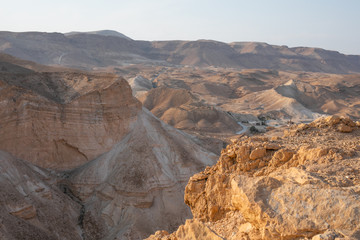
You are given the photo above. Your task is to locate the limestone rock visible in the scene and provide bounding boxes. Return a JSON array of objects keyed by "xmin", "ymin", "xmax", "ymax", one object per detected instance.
[
  {"xmin": 311, "ymin": 115, "xmax": 357, "ymax": 133},
  {"xmin": 249, "ymin": 147, "xmax": 266, "ymax": 160},
  {"xmin": 311, "ymin": 230, "xmax": 343, "ymax": 240},
  {"xmin": 146, "ymin": 219, "xmax": 223, "ymax": 240},
  {"xmin": 264, "ymin": 143, "xmax": 281, "ymax": 150},
  {"xmin": 0, "ymin": 61, "xmax": 219, "ymax": 239},
  {"xmin": 337, "ymin": 123, "xmax": 353, "ymax": 133},
  {"xmin": 153, "ymin": 116, "xmax": 360, "ymax": 240},
  {"xmin": 0, "ymin": 72, "xmax": 141, "ymax": 170}
]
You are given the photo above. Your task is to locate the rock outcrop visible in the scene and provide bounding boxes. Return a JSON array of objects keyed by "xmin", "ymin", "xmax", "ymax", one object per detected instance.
[
  {"xmin": 0, "ymin": 71, "xmax": 141, "ymax": 170},
  {"xmin": 147, "ymin": 116, "xmax": 360, "ymax": 240}
]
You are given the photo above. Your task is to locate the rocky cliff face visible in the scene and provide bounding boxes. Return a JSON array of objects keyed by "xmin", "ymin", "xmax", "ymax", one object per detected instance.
[
  {"xmin": 0, "ymin": 150, "xmax": 82, "ymax": 240},
  {"xmin": 0, "ymin": 72, "xmax": 141, "ymax": 170},
  {"xmin": 0, "ymin": 59, "xmax": 219, "ymax": 239},
  {"xmin": 147, "ymin": 116, "xmax": 360, "ymax": 240}
]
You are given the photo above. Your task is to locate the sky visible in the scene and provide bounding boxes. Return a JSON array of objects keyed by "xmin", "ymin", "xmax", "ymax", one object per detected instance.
[{"xmin": 1, "ymin": 0, "xmax": 360, "ymax": 54}]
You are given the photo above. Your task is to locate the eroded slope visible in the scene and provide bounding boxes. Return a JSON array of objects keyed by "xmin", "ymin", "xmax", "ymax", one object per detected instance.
[
  {"xmin": 0, "ymin": 58, "xmax": 219, "ymax": 239},
  {"xmin": 0, "ymin": 151, "xmax": 82, "ymax": 240},
  {"xmin": 140, "ymin": 87, "xmax": 240, "ymax": 134},
  {"xmin": 0, "ymin": 72, "xmax": 141, "ymax": 170},
  {"xmin": 68, "ymin": 109, "xmax": 217, "ymax": 239}
]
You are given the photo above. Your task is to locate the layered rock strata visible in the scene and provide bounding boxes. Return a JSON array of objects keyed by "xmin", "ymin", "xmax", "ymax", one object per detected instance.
[
  {"xmin": 0, "ymin": 72, "xmax": 141, "ymax": 170},
  {"xmin": 140, "ymin": 87, "xmax": 240, "ymax": 134},
  {"xmin": 0, "ymin": 62, "xmax": 219, "ymax": 239}
]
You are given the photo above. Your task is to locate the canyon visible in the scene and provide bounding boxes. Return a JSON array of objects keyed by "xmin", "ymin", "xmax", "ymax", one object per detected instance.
[
  {"xmin": 0, "ymin": 31, "xmax": 359, "ymax": 239},
  {"xmin": 0, "ymin": 57, "xmax": 217, "ymax": 239}
]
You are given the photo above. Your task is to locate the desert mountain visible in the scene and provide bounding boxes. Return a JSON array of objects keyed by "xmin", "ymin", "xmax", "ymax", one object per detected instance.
[
  {"xmin": 68, "ymin": 109, "xmax": 216, "ymax": 239},
  {"xmin": 139, "ymin": 86, "xmax": 240, "ymax": 134},
  {"xmin": 1, "ymin": 31, "xmax": 360, "ymax": 73},
  {"xmin": 0, "ymin": 70, "xmax": 140, "ymax": 170},
  {"xmin": 1, "ymin": 32, "xmax": 360, "ymax": 240},
  {"xmin": 123, "ymin": 67, "xmax": 360, "ymax": 123},
  {"xmin": 0, "ymin": 57, "xmax": 218, "ymax": 239},
  {"xmin": 65, "ymin": 30, "xmax": 132, "ymax": 40},
  {"xmin": 0, "ymin": 52, "xmax": 71, "ymax": 73},
  {"xmin": 147, "ymin": 116, "xmax": 360, "ymax": 240}
]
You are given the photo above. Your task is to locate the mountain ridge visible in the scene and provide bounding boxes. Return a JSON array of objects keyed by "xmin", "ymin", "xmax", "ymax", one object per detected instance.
[
  {"xmin": 65, "ymin": 30, "xmax": 132, "ymax": 40},
  {"xmin": 1, "ymin": 31, "xmax": 360, "ymax": 73}
]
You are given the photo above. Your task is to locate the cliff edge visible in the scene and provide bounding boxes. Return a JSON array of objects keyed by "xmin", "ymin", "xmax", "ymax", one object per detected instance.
[{"xmin": 147, "ymin": 116, "xmax": 360, "ymax": 240}]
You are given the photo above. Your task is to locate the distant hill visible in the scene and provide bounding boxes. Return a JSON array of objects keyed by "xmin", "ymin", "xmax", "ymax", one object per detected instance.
[
  {"xmin": 65, "ymin": 30, "xmax": 132, "ymax": 40},
  {"xmin": 0, "ymin": 31, "xmax": 360, "ymax": 73}
]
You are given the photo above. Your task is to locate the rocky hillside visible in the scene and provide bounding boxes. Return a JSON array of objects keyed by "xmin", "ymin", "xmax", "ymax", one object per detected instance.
[
  {"xmin": 1, "ymin": 31, "xmax": 360, "ymax": 73},
  {"xmin": 125, "ymin": 67, "xmax": 360, "ymax": 122},
  {"xmin": 67, "ymin": 109, "xmax": 217, "ymax": 239},
  {"xmin": 139, "ymin": 87, "xmax": 241, "ymax": 134},
  {"xmin": 0, "ymin": 58, "xmax": 218, "ymax": 239},
  {"xmin": 0, "ymin": 151, "xmax": 82, "ymax": 240},
  {"xmin": 147, "ymin": 116, "xmax": 360, "ymax": 240},
  {"xmin": 0, "ymin": 71, "xmax": 140, "ymax": 170}
]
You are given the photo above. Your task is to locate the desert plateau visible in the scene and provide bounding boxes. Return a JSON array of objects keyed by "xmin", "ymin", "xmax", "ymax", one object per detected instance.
[{"xmin": 1, "ymin": 12, "xmax": 360, "ymax": 240}]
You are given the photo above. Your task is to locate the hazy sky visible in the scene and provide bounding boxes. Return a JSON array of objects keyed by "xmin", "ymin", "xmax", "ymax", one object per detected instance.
[{"xmin": 1, "ymin": 0, "xmax": 360, "ymax": 54}]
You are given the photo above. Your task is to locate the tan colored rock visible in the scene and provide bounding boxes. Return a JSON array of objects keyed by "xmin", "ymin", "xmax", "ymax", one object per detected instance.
[
  {"xmin": 271, "ymin": 136, "xmax": 281, "ymax": 141},
  {"xmin": 337, "ymin": 123, "xmax": 354, "ymax": 133},
  {"xmin": 312, "ymin": 230, "xmax": 342, "ymax": 240},
  {"xmin": 0, "ymin": 73, "xmax": 141, "ymax": 170},
  {"xmin": 269, "ymin": 148, "xmax": 294, "ymax": 167},
  {"xmin": 325, "ymin": 115, "xmax": 341, "ymax": 126},
  {"xmin": 294, "ymin": 147, "xmax": 329, "ymax": 165},
  {"xmin": 8, "ymin": 204, "xmax": 36, "ymax": 220},
  {"xmin": 238, "ymin": 222, "xmax": 253, "ymax": 233},
  {"xmin": 174, "ymin": 219, "xmax": 223, "ymax": 240},
  {"xmin": 297, "ymin": 123, "xmax": 309, "ymax": 131},
  {"xmin": 249, "ymin": 147, "xmax": 266, "ymax": 160},
  {"xmin": 145, "ymin": 230, "xmax": 170, "ymax": 240},
  {"xmin": 227, "ymin": 149, "xmax": 236, "ymax": 158},
  {"xmin": 264, "ymin": 143, "xmax": 281, "ymax": 150},
  {"xmin": 341, "ymin": 116, "xmax": 356, "ymax": 127},
  {"xmin": 0, "ymin": 66, "xmax": 219, "ymax": 239},
  {"xmin": 232, "ymin": 169, "xmax": 360, "ymax": 239},
  {"xmin": 156, "ymin": 116, "xmax": 360, "ymax": 240},
  {"xmin": 140, "ymin": 86, "xmax": 240, "ymax": 134},
  {"xmin": 235, "ymin": 146, "xmax": 251, "ymax": 162},
  {"xmin": 146, "ymin": 219, "xmax": 223, "ymax": 240}
]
